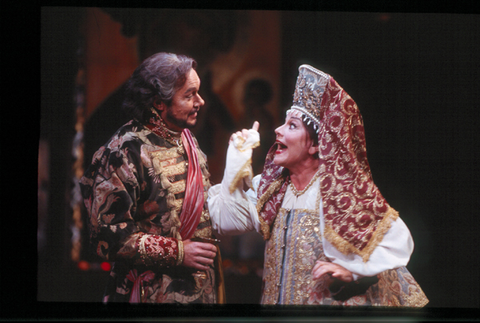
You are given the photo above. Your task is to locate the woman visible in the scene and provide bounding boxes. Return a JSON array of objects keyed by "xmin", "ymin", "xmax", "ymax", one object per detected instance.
[{"xmin": 208, "ymin": 64, "xmax": 428, "ymax": 306}]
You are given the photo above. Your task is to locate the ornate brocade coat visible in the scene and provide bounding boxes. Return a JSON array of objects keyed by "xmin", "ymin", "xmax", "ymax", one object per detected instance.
[{"xmin": 80, "ymin": 119, "xmax": 220, "ymax": 303}]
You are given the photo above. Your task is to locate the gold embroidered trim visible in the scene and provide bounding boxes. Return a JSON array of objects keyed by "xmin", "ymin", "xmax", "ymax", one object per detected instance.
[
  {"xmin": 192, "ymin": 210, "xmax": 213, "ymax": 239},
  {"xmin": 289, "ymin": 169, "xmax": 322, "ymax": 197},
  {"xmin": 168, "ymin": 179, "xmax": 187, "ymax": 195},
  {"xmin": 290, "ymin": 209, "xmax": 322, "ymax": 304},
  {"xmin": 397, "ymin": 269, "xmax": 429, "ymax": 307},
  {"xmin": 236, "ymin": 140, "xmax": 260, "ymax": 153},
  {"xmin": 402, "ymin": 288, "xmax": 430, "ymax": 307},
  {"xmin": 262, "ymin": 207, "xmax": 323, "ymax": 304},
  {"xmin": 151, "ymin": 148, "xmax": 182, "ymax": 161},
  {"xmin": 176, "ymin": 239, "xmax": 184, "ymax": 265},
  {"xmin": 234, "ymin": 136, "xmax": 245, "ymax": 147},
  {"xmin": 284, "ymin": 209, "xmax": 298, "ymax": 304},
  {"xmin": 259, "ymin": 216, "xmax": 271, "ymax": 241},
  {"xmin": 193, "ymin": 226, "xmax": 213, "ymax": 239},
  {"xmin": 228, "ymin": 159, "xmax": 253, "ymax": 194},
  {"xmin": 256, "ymin": 177, "xmax": 284, "ymax": 213},
  {"xmin": 324, "ymin": 206, "xmax": 399, "ymax": 262},
  {"xmin": 138, "ymin": 233, "xmax": 151, "ymax": 266},
  {"xmin": 261, "ymin": 208, "xmax": 288, "ymax": 304},
  {"xmin": 165, "ymin": 160, "xmax": 188, "ymax": 175},
  {"xmin": 150, "ymin": 144, "xmax": 209, "ymax": 241},
  {"xmin": 149, "ymin": 146, "xmax": 181, "ymax": 239},
  {"xmin": 256, "ymin": 177, "xmax": 285, "ymax": 240}
]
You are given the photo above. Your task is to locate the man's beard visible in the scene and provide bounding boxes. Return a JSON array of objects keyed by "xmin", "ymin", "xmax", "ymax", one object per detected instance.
[{"xmin": 165, "ymin": 109, "xmax": 197, "ymax": 130}]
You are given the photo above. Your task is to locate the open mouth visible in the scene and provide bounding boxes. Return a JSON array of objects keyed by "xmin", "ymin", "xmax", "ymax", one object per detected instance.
[{"xmin": 275, "ymin": 141, "xmax": 287, "ymax": 153}]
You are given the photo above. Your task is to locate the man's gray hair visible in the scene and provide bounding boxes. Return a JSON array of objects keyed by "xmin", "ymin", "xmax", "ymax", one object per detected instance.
[{"xmin": 122, "ymin": 52, "xmax": 197, "ymax": 120}]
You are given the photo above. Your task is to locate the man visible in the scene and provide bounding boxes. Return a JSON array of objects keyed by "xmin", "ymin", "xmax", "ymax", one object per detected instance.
[{"xmin": 80, "ymin": 52, "xmax": 224, "ymax": 303}]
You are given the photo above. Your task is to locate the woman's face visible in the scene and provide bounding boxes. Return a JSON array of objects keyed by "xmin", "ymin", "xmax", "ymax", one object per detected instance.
[{"xmin": 273, "ymin": 111, "xmax": 317, "ymax": 171}]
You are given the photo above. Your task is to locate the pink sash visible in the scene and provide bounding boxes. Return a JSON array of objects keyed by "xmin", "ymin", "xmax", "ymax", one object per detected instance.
[
  {"xmin": 126, "ymin": 269, "xmax": 155, "ymax": 303},
  {"xmin": 179, "ymin": 129, "xmax": 204, "ymax": 240}
]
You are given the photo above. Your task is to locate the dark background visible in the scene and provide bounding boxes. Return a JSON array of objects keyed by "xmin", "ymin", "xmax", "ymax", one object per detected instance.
[{"xmin": 15, "ymin": 2, "xmax": 480, "ymax": 321}]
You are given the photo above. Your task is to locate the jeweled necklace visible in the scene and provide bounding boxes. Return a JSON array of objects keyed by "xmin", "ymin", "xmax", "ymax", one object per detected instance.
[
  {"xmin": 289, "ymin": 169, "xmax": 321, "ymax": 197},
  {"xmin": 147, "ymin": 107, "xmax": 182, "ymax": 147}
]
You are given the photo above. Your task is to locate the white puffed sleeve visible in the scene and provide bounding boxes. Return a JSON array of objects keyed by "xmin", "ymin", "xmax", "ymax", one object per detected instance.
[
  {"xmin": 208, "ymin": 130, "xmax": 262, "ymax": 237},
  {"xmin": 321, "ymin": 212, "xmax": 414, "ymax": 280}
]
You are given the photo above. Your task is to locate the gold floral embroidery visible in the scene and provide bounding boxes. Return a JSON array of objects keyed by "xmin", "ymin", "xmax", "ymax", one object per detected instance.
[
  {"xmin": 261, "ymin": 208, "xmax": 288, "ymax": 304},
  {"xmin": 256, "ymin": 176, "xmax": 286, "ymax": 240},
  {"xmin": 257, "ymin": 177, "xmax": 284, "ymax": 214},
  {"xmin": 374, "ymin": 267, "xmax": 429, "ymax": 307},
  {"xmin": 192, "ymin": 210, "xmax": 213, "ymax": 239},
  {"xmin": 168, "ymin": 180, "xmax": 187, "ymax": 196},
  {"xmin": 262, "ymin": 207, "xmax": 323, "ymax": 305},
  {"xmin": 287, "ymin": 210, "xmax": 323, "ymax": 304},
  {"xmin": 171, "ymin": 199, "xmax": 184, "ymax": 213},
  {"xmin": 151, "ymin": 148, "xmax": 183, "ymax": 161},
  {"xmin": 141, "ymin": 140, "xmax": 211, "ymax": 243}
]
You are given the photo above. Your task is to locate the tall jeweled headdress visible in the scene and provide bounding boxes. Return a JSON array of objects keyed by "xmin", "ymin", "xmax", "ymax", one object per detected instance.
[{"xmin": 289, "ymin": 64, "xmax": 330, "ymax": 133}]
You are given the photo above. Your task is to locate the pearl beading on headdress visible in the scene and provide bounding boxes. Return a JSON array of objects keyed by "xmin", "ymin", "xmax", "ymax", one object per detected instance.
[
  {"xmin": 287, "ymin": 106, "xmax": 321, "ymax": 133},
  {"xmin": 289, "ymin": 64, "xmax": 330, "ymax": 134}
]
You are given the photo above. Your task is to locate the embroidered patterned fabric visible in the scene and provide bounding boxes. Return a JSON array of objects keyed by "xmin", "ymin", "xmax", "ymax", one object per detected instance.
[
  {"xmin": 261, "ymin": 206, "xmax": 428, "ymax": 306},
  {"xmin": 256, "ymin": 145, "xmax": 289, "ymax": 239},
  {"xmin": 80, "ymin": 115, "xmax": 217, "ymax": 303},
  {"xmin": 144, "ymin": 107, "xmax": 206, "ymax": 241},
  {"xmin": 316, "ymin": 75, "xmax": 396, "ymax": 262}
]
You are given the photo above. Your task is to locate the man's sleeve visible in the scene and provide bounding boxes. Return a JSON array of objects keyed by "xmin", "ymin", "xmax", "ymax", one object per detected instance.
[{"xmin": 80, "ymin": 141, "xmax": 182, "ymax": 267}]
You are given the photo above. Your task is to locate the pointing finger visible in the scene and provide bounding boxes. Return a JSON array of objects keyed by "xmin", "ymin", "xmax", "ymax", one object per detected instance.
[{"xmin": 252, "ymin": 121, "xmax": 259, "ymax": 132}]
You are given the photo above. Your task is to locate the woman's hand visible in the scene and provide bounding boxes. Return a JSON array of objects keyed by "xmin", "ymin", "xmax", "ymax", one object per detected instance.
[
  {"xmin": 312, "ymin": 260, "xmax": 353, "ymax": 283},
  {"xmin": 229, "ymin": 121, "xmax": 260, "ymax": 144},
  {"xmin": 182, "ymin": 239, "xmax": 217, "ymax": 271}
]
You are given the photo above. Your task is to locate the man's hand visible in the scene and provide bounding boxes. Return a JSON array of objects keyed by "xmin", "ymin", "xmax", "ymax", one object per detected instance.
[
  {"xmin": 312, "ymin": 260, "xmax": 353, "ymax": 283},
  {"xmin": 229, "ymin": 121, "xmax": 260, "ymax": 144},
  {"xmin": 182, "ymin": 239, "xmax": 217, "ymax": 270}
]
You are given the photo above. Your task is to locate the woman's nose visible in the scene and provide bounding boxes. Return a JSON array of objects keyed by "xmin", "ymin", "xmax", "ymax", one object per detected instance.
[{"xmin": 275, "ymin": 124, "xmax": 285, "ymax": 137}]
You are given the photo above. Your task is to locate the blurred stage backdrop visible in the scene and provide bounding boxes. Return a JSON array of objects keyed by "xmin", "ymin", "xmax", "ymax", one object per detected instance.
[{"xmin": 40, "ymin": 7, "xmax": 479, "ymax": 307}]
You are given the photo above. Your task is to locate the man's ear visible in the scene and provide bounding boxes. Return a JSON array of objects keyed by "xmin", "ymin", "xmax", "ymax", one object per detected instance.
[{"xmin": 153, "ymin": 98, "xmax": 166, "ymax": 112}]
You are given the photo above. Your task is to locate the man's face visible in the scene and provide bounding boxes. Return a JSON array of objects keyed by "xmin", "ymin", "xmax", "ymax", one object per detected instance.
[{"xmin": 158, "ymin": 69, "xmax": 205, "ymax": 131}]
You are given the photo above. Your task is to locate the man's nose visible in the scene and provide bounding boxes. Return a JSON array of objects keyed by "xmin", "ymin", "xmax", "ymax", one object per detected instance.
[{"xmin": 197, "ymin": 94, "xmax": 205, "ymax": 107}]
